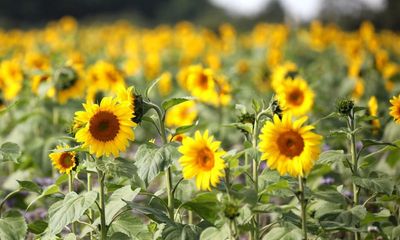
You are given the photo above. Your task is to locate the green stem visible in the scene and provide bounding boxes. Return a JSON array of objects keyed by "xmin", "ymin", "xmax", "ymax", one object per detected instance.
[
  {"xmin": 188, "ymin": 210, "xmax": 193, "ymax": 224},
  {"xmin": 98, "ymin": 171, "xmax": 107, "ymax": 240},
  {"xmin": 348, "ymin": 112, "xmax": 360, "ymax": 240},
  {"xmin": 250, "ymin": 111, "xmax": 261, "ymax": 240},
  {"xmin": 87, "ymin": 172, "xmax": 94, "ymax": 240},
  {"xmin": 299, "ymin": 177, "xmax": 308, "ymax": 240},
  {"xmin": 147, "ymin": 101, "xmax": 174, "ymax": 220},
  {"xmin": 68, "ymin": 173, "xmax": 76, "ymax": 234}
]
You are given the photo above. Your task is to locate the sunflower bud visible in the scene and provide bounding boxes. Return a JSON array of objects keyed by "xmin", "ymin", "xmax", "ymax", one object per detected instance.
[
  {"xmin": 224, "ymin": 203, "xmax": 240, "ymax": 220},
  {"xmin": 54, "ymin": 66, "xmax": 78, "ymax": 91},
  {"xmin": 133, "ymin": 94, "xmax": 147, "ymax": 124},
  {"xmin": 336, "ymin": 99, "xmax": 354, "ymax": 116},
  {"xmin": 271, "ymin": 100, "xmax": 284, "ymax": 119},
  {"xmin": 285, "ymin": 70, "xmax": 299, "ymax": 80},
  {"xmin": 238, "ymin": 113, "xmax": 255, "ymax": 125}
]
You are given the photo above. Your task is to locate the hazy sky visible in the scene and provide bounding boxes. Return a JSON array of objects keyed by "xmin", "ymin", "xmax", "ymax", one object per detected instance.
[{"xmin": 209, "ymin": 0, "xmax": 386, "ymax": 21}]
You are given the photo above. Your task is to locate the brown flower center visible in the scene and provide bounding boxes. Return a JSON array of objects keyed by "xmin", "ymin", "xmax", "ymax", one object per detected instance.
[
  {"xmin": 197, "ymin": 147, "xmax": 215, "ymax": 170},
  {"xmin": 288, "ymin": 88, "xmax": 304, "ymax": 106},
  {"xmin": 59, "ymin": 152, "xmax": 74, "ymax": 168},
  {"xmin": 277, "ymin": 130, "xmax": 304, "ymax": 158},
  {"xmin": 198, "ymin": 73, "xmax": 209, "ymax": 89},
  {"xmin": 89, "ymin": 111, "xmax": 120, "ymax": 142}
]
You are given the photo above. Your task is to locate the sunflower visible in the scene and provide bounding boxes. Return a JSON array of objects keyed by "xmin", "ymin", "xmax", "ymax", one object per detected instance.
[
  {"xmin": 49, "ymin": 145, "xmax": 77, "ymax": 174},
  {"xmin": 276, "ymin": 77, "xmax": 315, "ymax": 116},
  {"xmin": 389, "ymin": 95, "xmax": 400, "ymax": 124},
  {"xmin": 271, "ymin": 62, "xmax": 298, "ymax": 91},
  {"xmin": 75, "ymin": 96, "xmax": 135, "ymax": 157},
  {"xmin": 259, "ymin": 114, "xmax": 322, "ymax": 177},
  {"xmin": 165, "ymin": 100, "xmax": 197, "ymax": 128},
  {"xmin": 54, "ymin": 66, "xmax": 85, "ymax": 103},
  {"xmin": 368, "ymin": 96, "xmax": 380, "ymax": 130},
  {"xmin": 178, "ymin": 130, "xmax": 226, "ymax": 190}
]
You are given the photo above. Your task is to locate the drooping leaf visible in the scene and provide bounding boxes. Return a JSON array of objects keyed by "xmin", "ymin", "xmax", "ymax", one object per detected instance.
[
  {"xmin": 162, "ymin": 97, "xmax": 193, "ymax": 111},
  {"xmin": 353, "ymin": 176, "xmax": 394, "ymax": 195},
  {"xmin": 48, "ymin": 191, "xmax": 97, "ymax": 235},
  {"xmin": 105, "ymin": 186, "xmax": 140, "ymax": 225},
  {"xmin": 126, "ymin": 203, "xmax": 173, "ymax": 226},
  {"xmin": 162, "ymin": 223, "xmax": 201, "ymax": 240},
  {"xmin": 0, "ymin": 210, "xmax": 27, "ymax": 240},
  {"xmin": 182, "ymin": 192, "xmax": 220, "ymax": 223},
  {"xmin": 199, "ymin": 225, "xmax": 230, "ymax": 240},
  {"xmin": 26, "ymin": 184, "xmax": 60, "ymax": 210},
  {"xmin": 174, "ymin": 121, "xmax": 198, "ymax": 135},
  {"xmin": 17, "ymin": 180, "xmax": 41, "ymax": 194},
  {"xmin": 28, "ymin": 220, "xmax": 48, "ymax": 235},
  {"xmin": 317, "ymin": 150, "xmax": 346, "ymax": 165},
  {"xmin": 108, "ymin": 212, "xmax": 152, "ymax": 240},
  {"xmin": 261, "ymin": 227, "xmax": 302, "ymax": 240},
  {"xmin": 134, "ymin": 143, "xmax": 178, "ymax": 186}
]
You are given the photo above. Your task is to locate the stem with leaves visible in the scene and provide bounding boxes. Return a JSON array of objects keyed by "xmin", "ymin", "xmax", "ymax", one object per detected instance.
[
  {"xmin": 299, "ymin": 177, "xmax": 308, "ymax": 240},
  {"xmin": 87, "ymin": 172, "xmax": 94, "ymax": 240},
  {"xmin": 68, "ymin": 173, "xmax": 77, "ymax": 234},
  {"xmin": 98, "ymin": 170, "xmax": 107, "ymax": 240},
  {"xmin": 250, "ymin": 105, "xmax": 271, "ymax": 240},
  {"xmin": 146, "ymin": 101, "xmax": 174, "ymax": 220},
  {"xmin": 347, "ymin": 109, "xmax": 361, "ymax": 240}
]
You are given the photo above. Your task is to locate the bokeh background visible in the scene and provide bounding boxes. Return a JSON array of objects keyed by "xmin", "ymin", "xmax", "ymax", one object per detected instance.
[{"xmin": 0, "ymin": 0, "xmax": 399, "ymax": 30}]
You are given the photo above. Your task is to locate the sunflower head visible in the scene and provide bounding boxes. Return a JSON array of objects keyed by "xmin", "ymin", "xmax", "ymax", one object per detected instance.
[
  {"xmin": 49, "ymin": 145, "xmax": 77, "ymax": 174},
  {"xmin": 178, "ymin": 130, "xmax": 226, "ymax": 191},
  {"xmin": 276, "ymin": 77, "xmax": 315, "ymax": 116},
  {"xmin": 75, "ymin": 96, "xmax": 136, "ymax": 157},
  {"xmin": 389, "ymin": 95, "xmax": 400, "ymax": 124},
  {"xmin": 54, "ymin": 66, "xmax": 78, "ymax": 92},
  {"xmin": 259, "ymin": 114, "xmax": 322, "ymax": 177}
]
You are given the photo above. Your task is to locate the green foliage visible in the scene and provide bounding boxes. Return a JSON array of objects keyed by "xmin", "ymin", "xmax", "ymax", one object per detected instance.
[
  {"xmin": 48, "ymin": 191, "xmax": 97, "ymax": 235},
  {"xmin": 0, "ymin": 142, "xmax": 21, "ymax": 163},
  {"xmin": 135, "ymin": 142, "xmax": 179, "ymax": 186},
  {"xmin": 0, "ymin": 211, "xmax": 27, "ymax": 240}
]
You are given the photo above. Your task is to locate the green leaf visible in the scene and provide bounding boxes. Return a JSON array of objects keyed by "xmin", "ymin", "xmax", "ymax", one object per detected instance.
[
  {"xmin": 224, "ymin": 123, "xmax": 253, "ymax": 134},
  {"xmin": 261, "ymin": 227, "xmax": 302, "ymax": 240},
  {"xmin": 127, "ymin": 204, "xmax": 173, "ymax": 225},
  {"xmin": 182, "ymin": 192, "xmax": 220, "ymax": 223},
  {"xmin": 55, "ymin": 174, "xmax": 69, "ymax": 186},
  {"xmin": 108, "ymin": 212, "xmax": 152, "ymax": 240},
  {"xmin": 48, "ymin": 191, "xmax": 97, "ymax": 235},
  {"xmin": 353, "ymin": 176, "xmax": 394, "ymax": 195},
  {"xmin": 105, "ymin": 186, "xmax": 140, "ymax": 225},
  {"xmin": 162, "ymin": 224, "xmax": 201, "ymax": 240},
  {"xmin": 162, "ymin": 97, "xmax": 193, "ymax": 111},
  {"xmin": 199, "ymin": 225, "xmax": 230, "ymax": 240},
  {"xmin": 110, "ymin": 232, "xmax": 130, "ymax": 240},
  {"xmin": 17, "ymin": 180, "xmax": 41, "ymax": 194},
  {"xmin": 135, "ymin": 143, "xmax": 178, "ymax": 186},
  {"xmin": 392, "ymin": 225, "xmax": 400, "ymax": 238},
  {"xmin": 312, "ymin": 189, "xmax": 347, "ymax": 205},
  {"xmin": 0, "ymin": 142, "xmax": 21, "ymax": 163},
  {"xmin": 99, "ymin": 157, "xmax": 138, "ymax": 179},
  {"xmin": 64, "ymin": 233, "xmax": 77, "ymax": 240},
  {"xmin": 0, "ymin": 210, "xmax": 27, "ymax": 240},
  {"xmin": 361, "ymin": 139, "xmax": 397, "ymax": 151},
  {"xmin": 317, "ymin": 150, "xmax": 346, "ymax": 165},
  {"xmin": 145, "ymin": 76, "xmax": 162, "ymax": 99},
  {"xmin": 174, "ymin": 121, "xmax": 198, "ymax": 135},
  {"xmin": 26, "ymin": 184, "xmax": 60, "ymax": 210},
  {"xmin": 28, "ymin": 220, "xmax": 48, "ymax": 235}
]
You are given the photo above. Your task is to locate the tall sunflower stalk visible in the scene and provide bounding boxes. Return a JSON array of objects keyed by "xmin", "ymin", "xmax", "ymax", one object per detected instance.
[
  {"xmin": 73, "ymin": 94, "xmax": 136, "ymax": 239},
  {"xmin": 146, "ymin": 100, "xmax": 175, "ymax": 219}
]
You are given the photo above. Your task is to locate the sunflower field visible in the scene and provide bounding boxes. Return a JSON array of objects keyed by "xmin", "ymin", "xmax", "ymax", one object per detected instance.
[{"xmin": 0, "ymin": 16, "xmax": 400, "ymax": 240}]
